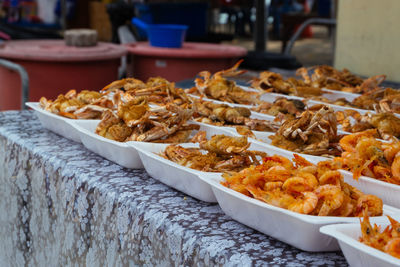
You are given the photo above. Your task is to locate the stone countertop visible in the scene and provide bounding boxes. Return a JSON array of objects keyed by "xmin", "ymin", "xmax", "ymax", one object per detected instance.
[{"xmin": 0, "ymin": 111, "xmax": 348, "ymax": 266}]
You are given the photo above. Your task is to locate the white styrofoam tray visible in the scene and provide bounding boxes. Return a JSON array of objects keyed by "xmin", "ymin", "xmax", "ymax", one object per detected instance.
[
  {"xmin": 26, "ymin": 102, "xmax": 99, "ymax": 143},
  {"xmin": 130, "ymin": 133, "xmax": 309, "ymax": 203},
  {"xmin": 69, "ymin": 119, "xmax": 236, "ymax": 169},
  {"xmin": 200, "ymin": 171, "xmax": 399, "ymax": 252},
  {"xmin": 320, "ymin": 220, "xmax": 400, "ymax": 267}
]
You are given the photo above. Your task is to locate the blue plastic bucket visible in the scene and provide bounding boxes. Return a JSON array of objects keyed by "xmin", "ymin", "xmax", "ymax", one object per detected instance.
[{"xmin": 132, "ymin": 18, "xmax": 188, "ymax": 48}]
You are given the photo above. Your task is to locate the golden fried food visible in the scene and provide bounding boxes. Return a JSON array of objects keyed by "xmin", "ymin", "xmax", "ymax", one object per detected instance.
[
  {"xmin": 193, "ymin": 100, "xmax": 279, "ymax": 132},
  {"xmin": 39, "ymin": 89, "xmax": 117, "ymax": 119},
  {"xmin": 251, "ymin": 97, "xmax": 306, "ymax": 117},
  {"xmin": 269, "ymin": 106, "xmax": 341, "ymax": 156},
  {"xmin": 160, "ymin": 134, "xmax": 267, "ymax": 172},
  {"xmin": 360, "ymin": 213, "xmax": 400, "ymax": 259},
  {"xmin": 222, "ymin": 154, "xmax": 383, "ymax": 216},
  {"xmin": 334, "ymin": 130, "xmax": 400, "ymax": 184},
  {"xmin": 96, "ymin": 96, "xmax": 198, "ymax": 143},
  {"xmin": 102, "ymin": 77, "xmax": 191, "ymax": 106},
  {"xmin": 188, "ymin": 61, "xmax": 261, "ymax": 105},
  {"xmin": 251, "ymin": 70, "xmax": 322, "ymax": 97}
]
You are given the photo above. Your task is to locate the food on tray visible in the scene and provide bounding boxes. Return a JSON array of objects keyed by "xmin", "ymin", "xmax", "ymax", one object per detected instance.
[
  {"xmin": 187, "ymin": 61, "xmax": 261, "ymax": 105},
  {"xmin": 352, "ymin": 87, "xmax": 400, "ymax": 113},
  {"xmin": 193, "ymin": 100, "xmax": 279, "ymax": 132},
  {"xmin": 96, "ymin": 96, "xmax": 198, "ymax": 142},
  {"xmin": 251, "ymin": 97, "xmax": 306, "ymax": 117},
  {"xmin": 311, "ymin": 96, "xmax": 357, "ymax": 108},
  {"xmin": 298, "ymin": 65, "xmax": 386, "ymax": 94},
  {"xmin": 360, "ymin": 213, "xmax": 400, "ymax": 259},
  {"xmin": 39, "ymin": 89, "xmax": 117, "ymax": 119},
  {"xmin": 251, "ymin": 70, "xmax": 323, "ymax": 97},
  {"xmin": 337, "ymin": 110, "xmax": 400, "ymax": 140},
  {"xmin": 102, "ymin": 77, "xmax": 191, "ymax": 106},
  {"xmin": 160, "ymin": 133, "xmax": 267, "ymax": 172},
  {"xmin": 334, "ymin": 130, "xmax": 400, "ymax": 184},
  {"xmin": 222, "ymin": 154, "xmax": 383, "ymax": 216},
  {"xmin": 269, "ymin": 106, "xmax": 342, "ymax": 156}
]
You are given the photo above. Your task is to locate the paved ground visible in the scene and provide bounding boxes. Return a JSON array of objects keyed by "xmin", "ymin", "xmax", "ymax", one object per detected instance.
[{"xmin": 223, "ymin": 25, "xmax": 334, "ymax": 67}]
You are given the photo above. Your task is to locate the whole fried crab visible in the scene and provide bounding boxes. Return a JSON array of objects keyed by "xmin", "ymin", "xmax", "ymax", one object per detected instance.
[
  {"xmin": 352, "ymin": 87, "xmax": 400, "ymax": 112},
  {"xmin": 187, "ymin": 61, "xmax": 261, "ymax": 105},
  {"xmin": 193, "ymin": 100, "xmax": 279, "ymax": 132},
  {"xmin": 251, "ymin": 70, "xmax": 322, "ymax": 97},
  {"xmin": 101, "ymin": 77, "xmax": 191, "ymax": 107},
  {"xmin": 96, "ymin": 96, "xmax": 198, "ymax": 143},
  {"xmin": 39, "ymin": 89, "xmax": 120, "ymax": 119},
  {"xmin": 270, "ymin": 106, "xmax": 341, "ymax": 156},
  {"xmin": 160, "ymin": 133, "xmax": 267, "ymax": 172},
  {"xmin": 251, "ymin": 97, "xmax": 306, "ymax": 117}
]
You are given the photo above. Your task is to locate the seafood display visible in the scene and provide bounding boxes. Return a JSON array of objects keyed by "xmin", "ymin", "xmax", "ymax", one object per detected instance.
[
  {"xmin": 251, "ymin": 70, "xmax": 323, "ymax": 97},
  {"xmin": 160, "ymin": 133, "xmax": 267, "ymax": 172},
  {"xmin": 102, "ymin": 77, "xmax": 191, "ymax": 107},
  {"xmin": 251, "ymin": 97, "xmax": 306, "ymax": 117},
  {"xmin": 187, "ymin": 61, "xmax": 261, "ymax": 105},
  {"xmin": 96, "ymin": 96, "xmax": 198, "ymax": 143},
  {"xmin": 193, "ymin": 100, "xmax": 279, "ymax": 132},
  {"xmin": 352, "ymin": 87, "xmax": 400, "ymax": 113},
  {"xmin": 337, "ymin": 110, "xmax": 400, "ymax": 140},
  {"xmin": 222, "ymin": 154, "xmax": 383, "ymax": 216},
  {"xmin": 360, "ymin": 214, "xmax": 400, "ymax": 259},
  {"xmin": 333, "ymin": 130, "xmax": 400, "ymax": 185},
  {"xmin": 39, "ymin": 89, "xmax": 117, "ymax": 119},
  {"xmin": 269, "ymin": 106, "xmax": 342, "ymax": 156}
]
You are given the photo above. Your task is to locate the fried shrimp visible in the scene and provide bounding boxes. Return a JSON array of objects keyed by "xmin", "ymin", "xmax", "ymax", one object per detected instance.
[
  {"xmin": 315, "ymin": 185, "xmax": 344, "ymax": 216},
  {"xmin": 287, "ymin": 192, "xmax": 318, "ymax": 214}
]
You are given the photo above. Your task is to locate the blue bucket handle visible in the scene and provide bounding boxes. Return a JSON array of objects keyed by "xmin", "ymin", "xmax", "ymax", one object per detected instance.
[{"xmin": 132, "ymin": 18, "xmax": 149, "ymax": 31}]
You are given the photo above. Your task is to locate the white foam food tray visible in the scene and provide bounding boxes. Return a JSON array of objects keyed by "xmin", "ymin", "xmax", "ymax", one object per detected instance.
[
  {"xmin": 130, "ymin": 133, "xmax": 309, "ymax": 203},
  {"xmin": 69, "ymin": 120, "xmax": 234, "ymax": 169},
  {"xmin": 200, "ymin": 171, "xmax": 399, "ymax": 252},
  {"xmin": 26, "ymin": 102, "xmax": 99, "ymax": 143},
  {"xmin": 320, "ymin": 220, "xmax": 400, "ymax": 267}
]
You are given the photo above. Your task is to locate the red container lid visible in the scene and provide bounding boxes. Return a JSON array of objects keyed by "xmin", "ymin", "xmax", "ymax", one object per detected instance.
[
  {"xmin": 0, "ymin": 40, "xmax": 127, "ymax": 62},
  {"xmin": 125, "ymin": 42, "xmax": 247, "ymax": 59}
]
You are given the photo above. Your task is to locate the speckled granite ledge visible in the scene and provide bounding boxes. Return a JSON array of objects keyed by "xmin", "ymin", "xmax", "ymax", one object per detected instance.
[{"xmin": 0, "ymin": 111, "xmax": 348, "ymax": 266}]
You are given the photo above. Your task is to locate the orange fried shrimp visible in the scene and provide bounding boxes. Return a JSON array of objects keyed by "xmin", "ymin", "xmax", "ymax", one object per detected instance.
[
  {"xmin": 288, "ymin": 192, "xmax": 318, "ymax": 214},
  {"xmin": 339, "ymin": 129, "xmax": 377, "ymax": 152},
  {"xmin": 264, "ymin": 181, "xmax": 283, "ymax": 191},
  {"xmin": 355, "ymin": 194, "xmax": 383, "ymax": 217},
  {"xmin": 384, "ymin": 238, "xmax": 400, "ymax": 259},
  {"xmin": 282, "ymin": 177, "xmax": 313, "ymax": 194},
  {"xmin": 318, "ymin": 170, "xmax": 343, "ymax": 186},
  {"xmin": 315, "ymin": 185, "xmax": 344, "ymax": 216}
]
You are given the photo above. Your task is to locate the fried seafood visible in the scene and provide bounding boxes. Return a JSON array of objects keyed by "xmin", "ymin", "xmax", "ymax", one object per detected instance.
[
  {"xmin": 334, "ymin": 130, "xmax": 400, "ymax": 184},
  {"xmin": 102, "ymin": 77, "xmax": 191, "ymax": 106},
  {"xmin": 298, "ymin": 65, "xmax": 384, "ymax": 94},
  {"xmin": 96, "ymin": 97, "xmax": 198, "ymax": 143},
  {"xmin": 188, "ymin": 61, "xmax": 261, "ymax": 105},
  {"xmin": 222, "ymin": 154, "xmax": 383, "ymax": 216},
  {"xmin": 160, "ymin": 134, "xmax": 267, "ymax": 172},
  {"xmin": 39, "ymin": 89, "xmax": 119, "ymax": 119},
  {"xmin": 251, "ymin": 70, "xmax": 323, "ymax": 97},
  {"xmin": 337, "ymin": 110, "xmax": 400, "ymax": 140},
  {"xmin": 351, "ymin": 87, "xmax": 400, "ymax": 113},
  {"xmin": 269, "ymin": 106, "xmax": 342, "ymax": 156},
  {"xmin": 193, "ymin": 100, "xmax": 279, "ymax": 132},
  {"xmin": 359, "ymin": 213, "xmax": 400, "ymax": 259},
  {"xmin": 251, "ymin": 97, "xmax": 306, "ymax": 117}
]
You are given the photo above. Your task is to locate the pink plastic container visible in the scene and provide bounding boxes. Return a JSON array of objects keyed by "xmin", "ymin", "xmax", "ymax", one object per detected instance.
[
  {"xmin": 0, "ymin": 40, "xmax": 127, "ymax": 110},
  {"xmin": 125, "ymin": 42, "xmax": 247, "ymax": 82}
]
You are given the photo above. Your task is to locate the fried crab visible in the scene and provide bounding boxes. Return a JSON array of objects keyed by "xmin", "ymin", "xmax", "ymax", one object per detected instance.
[
  {"xmin": 39, "ymin": 89, "xmax": 119, "ymax": 119},
  {"xmin": 101, "ymin": 77, "xmax": 191, "ymax": 106},
  {"xmin": 251, "ymin": 70, "xmax": 323, "ymax": 97},
  {"xmin": 160, "ymin": 133, "xmax": 267, "ymax": 172},
  {"xmin": 187, "ymin": 61, "xmax": 261, "ymax": 105},
  {"xmin": 193, "ymin": 100, "xmax": 280, "ymax": 132},
  {"xmin": 269, "ymin": 106, "xmax": 341, "ymax": 156},
  {"xmin": 251, "ymin": 97, "xmax": 306, "ymax": 117},
  {"xmin": 337, "ymin": 110, "xmax": 400, "ymax": 140},
  {"xmin": 96, "ymin": 96, "xmax": 198, "ymax": 143}
]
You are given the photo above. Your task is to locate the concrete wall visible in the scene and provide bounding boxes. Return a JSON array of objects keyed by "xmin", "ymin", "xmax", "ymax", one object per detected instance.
[{"xmin": 335, "ymin": 0, "xmax": 400, "ymax": 82}]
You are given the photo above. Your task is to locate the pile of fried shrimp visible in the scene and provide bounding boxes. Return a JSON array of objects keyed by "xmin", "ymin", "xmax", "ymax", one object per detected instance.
[{"xmin": 222, "ymin": 154, "xmax": 383, "ymax": 217}]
